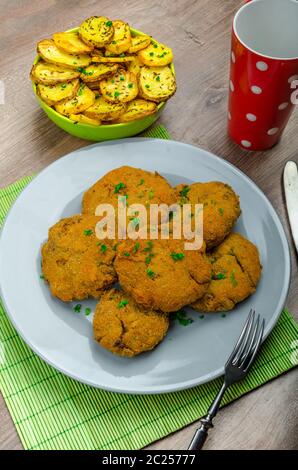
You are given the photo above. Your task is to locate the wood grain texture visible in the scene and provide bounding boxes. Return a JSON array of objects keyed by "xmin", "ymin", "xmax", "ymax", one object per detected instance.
[{"xmin": 0, "ymin": 0, "xmax": 297, "ymax": 451}]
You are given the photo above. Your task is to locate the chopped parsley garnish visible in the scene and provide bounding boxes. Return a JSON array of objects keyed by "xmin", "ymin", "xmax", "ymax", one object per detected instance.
[
  {"xmin": 133, "ymin": 242, "xmax": 140, "ymax": 253},
  {"xmin": 137, "ymin": 178, "xmax": 144, "ymax": 186},
  {"xmin": 73, "ymin": 304, "xmax": 82, "ymax": 313},
  {"xmin": 153, "ymin": 43, "xmax": 158, "ymax": 48},
  {"xmin": 213, "ymin": 272, "xmax": 226, "ymax": 280},
  {"xmin": 149, "ymin": 52, "xmax": 154, "ymax": 57},
  {"xmin": 77, "ymin": 83, "xmax": 85, "ymax": 96},
  {"xmin": 146, "ymin": 268, "xmax": 155, "ymax": 278},
  {"xmin": 119, "ymin": 53, "xmax": 126, "ymax": 58},
  {"xmin": 179, "ymin": 186, "xmax": 190, "ymax": 198},
  {"xmin": 60, "ymin": 83, "xmax": 67, "ymax": 89},
  {"xmin": 156, "ymin": 75, "xmax": 160, "ymax": 81},
  {"xmin": 85, "ymin": 307, "xmax": 92, "ymax": 316},
  {"xmin": 148, "ymin": 190, "xmax": 154, "ymax": 199},
  {"xmin": 221, "ymin": 313, "xmax": 226, "ymax": 318},
  {"xmin": 199, "ymin": 315, "xmax": 205, "ymax": 319},
  {"xmin": 120, "ymin": 75, "xmax": 125, "ymax": 81},
  {"xmin": 131, "ymin": 217, "xmax": 140, "ymax": 227},
  {"xmin": 145, "ymin": 84, "xmax": 150, "ymax": 89},
  {"xmin": 40, "ymin": 274, "xmax": 45, "ymax": 279},
  {"xmin": 84, "ymin": 229, "xmax": 93, "ymax": 236},
  {"xmin": 114, "ymin": 91, "xmax": 120, "ymax": 98},
  {"xmin": 145, "ymin": 253, "xmax": 154, "ymax": 265},
  {"xmin": 106, "ymin": 21, "xmax": 113, "ymax": 26},
  {"xmin": 230, "ymin": 270, "xmax": 238, "ymax": 287},
  {"xmin": 173, "ymin": 310, "xmax": 194, "ymax": 326},
  {"xmin": 112, "ymin": 243, "xmax": 119, "ymax": 251},
  {"xmin": 124, "ymin": 252, "xmax": 130, "ymax": 257},
  {"xmin": 219, "ymin": 207, "xmax": 224, "ymax": 216},
  {"xmin": 117, "ymin": 299, "xmax": 129, "ymax": 308},
  {"xmin": 128, "ymin": 83, "xmax": 133, "ymax": 88},
  {"xmin": 114, "ymin": 182, "xmax": 126, "ymax": 193},
  {"xmin": 171, "ymin": 252, "xmax": 185, "ymax": 261},
  {"xmin": 143, "ymin": 241, "xmax": 153, "ymax": 252},
  {"xmin": 100, "ymin": 244, "xmax": 107, "ymax": 253},
  {"xmin": 76, "ymin": 67, "xmax": 93, "ymax": 76}
]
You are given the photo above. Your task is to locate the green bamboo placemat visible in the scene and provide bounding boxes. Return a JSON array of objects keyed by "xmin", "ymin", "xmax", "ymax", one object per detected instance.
[{"xmin": 0, "ymin": 125, "xmax": 297, "ymax": 450}]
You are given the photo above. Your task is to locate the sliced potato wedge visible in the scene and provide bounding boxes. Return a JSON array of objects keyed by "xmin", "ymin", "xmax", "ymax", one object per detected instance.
[
  {"xmin": 92, "ymin": 55, "xmax": 134, "ymax": 64},
  {"xmin": 53, "ymin": 32, "xmax": 93, "ymax": 54},
  {"xmin": 36, "ymin": 78, "xmax": 80, "ymax": 106},
  {"xmin": 138, "ymin": 41, "xmax": 173, "ymax": 66},
  {"xmin": 79, "ymin": 63, "xmax": 119, "ymax": 83},
  {"xmin": 30, "ymin": 61, "xmax": 80, "ymax": 85},
  {"xmin": 87, "ymin": 81, "xmax": 102, "ymax": 90},
  {"xmin": 91, "ymin": 49, "xmax": 104, "ymax": 57},
  {"xmin": 84, "ymin": 96, "xmax": 126, "ymax": 121},
  {"xmin": 127, "ymin": 55, "xmax": 143, "ymax": 76},
  {"xmin": 128, "ymin": 34, "xmax": 151, "ymax": 53},
  {"xmin": 100, "ymin": 69, "xmax": 138, "ymax": 103},
  {"xmin": 55, "ymin": 83, "xmax": 95, "ymax": 115},
  {"xmin": 79, "ymin": 16, "xmax": 114, "ymax": 47},
  {"xmin": 37, "ymin": 39, "xmax": 91, "ymax": 69},
  {"xmin": 106, "ymin": 20, "xmax": 131, "ymax": 54},
  {"xmin": 139, "ymin": 65, "xmax": 176, "ymax": 102},
  {"xmin": 69, "ymin": 113, "xmax": 101, "ymax": 125},
  {"xmin": 115, "ymin": 99, "xmax": 157, "ymax": 122}
]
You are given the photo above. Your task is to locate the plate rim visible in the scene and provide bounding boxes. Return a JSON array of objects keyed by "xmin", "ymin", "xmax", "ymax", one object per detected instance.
[{"xmin": 0, "ymin": 138, "xmax": 291, "ymax": 394}]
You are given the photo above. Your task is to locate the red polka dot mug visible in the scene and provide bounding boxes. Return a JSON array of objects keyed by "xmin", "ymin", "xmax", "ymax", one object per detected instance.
[{"xmin": 228, "ymin": 0, "xmax": 298, "ymax": 151}]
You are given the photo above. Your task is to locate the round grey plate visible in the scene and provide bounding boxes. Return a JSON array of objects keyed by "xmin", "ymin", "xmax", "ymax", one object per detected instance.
[{"xmin": 0, "ymin": 139, "xmax": 290, "ymax": 394}]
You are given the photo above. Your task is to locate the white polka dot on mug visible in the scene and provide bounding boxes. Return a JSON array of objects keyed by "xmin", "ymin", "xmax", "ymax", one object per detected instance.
[{"xmin": 256, "ymin": 61, "xmax": 268, "ymax": 71}]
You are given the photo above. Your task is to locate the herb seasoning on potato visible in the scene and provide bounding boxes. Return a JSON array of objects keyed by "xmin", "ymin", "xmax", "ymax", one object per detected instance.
[{"xmin": 31, "ymin": 15, "xmax": 176, "ymax": 127}]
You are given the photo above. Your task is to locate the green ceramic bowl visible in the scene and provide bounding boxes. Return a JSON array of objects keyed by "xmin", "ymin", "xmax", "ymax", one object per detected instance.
[{"xmin": 32, "ymin": 27, "xmax": 175, "ymax": 141}]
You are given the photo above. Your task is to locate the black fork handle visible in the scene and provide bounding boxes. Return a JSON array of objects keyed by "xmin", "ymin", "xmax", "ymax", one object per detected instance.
[
  {"xmin": 188, "ymin": 422, "xmax": 210, "ymax": 450},
  {"xmin": 188, "ymin": 382, "xmax": 227, "ymax": 450}
]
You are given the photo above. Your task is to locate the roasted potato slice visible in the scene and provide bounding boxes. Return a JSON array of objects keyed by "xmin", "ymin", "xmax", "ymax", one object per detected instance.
[
  {"xmin": 30, "ymin": 61, "xmax": 80, "ymax": 85},
  {"xmin": 79, "ymin": 63, "xmax": 119, "ymax": 83},
  {"xmin": 53, "ymin": 32, "xmax": 93, "ymax": 54},
  {"xmin": 69, "ymin": 113, "xmax": 101, "ymax": 125},
  {"xmin": 106, "ymin": 20, "xmax": 131, "ymax": 54},
  {"xmin": 79, "ymin": 16, "xmax": 114, "ymax": 47},
  {"xmin": 100, "ymin": 69, "xmax": 138, "ymax": 103},
  {"xmin": 84, "ymin": 96, "xmax": 126, "ymax": 121},
  {"xmin": 55, "ymin": 82, "xmax": 95, "ymax": 115},
  {"xmin": 87, "ymin": 81, "xmax": 102, "ymax": 90},
  {"xmin": 139, "ymin": 65, "xmax": 176, "ymax": 102},
  {"xmin": 91, "ymin": 49, "xmax": 104, "ymax": 57},
  {"xmin": 36, "ymin": 78, "xmax": 80, "ymax": 106},
  {"xmin": 138, "ymin": 41, "xmax": 173, "ymax": 66},
  {"xmin": 92, "ymin": 55, "xmax": 134, "ymax": 64},
  {"xmin": 128, "ymin": 34, "xmax": 151, "ymax": 53},
  {"xmin": 115, "ymin": 99, "xmax": 157, "ymax": 122},
  {"xmin": 37, "ymin": 39, "xmax": 91, "ymax": 69},
  {"xmin": 127, "ymin": 55, "xmax": 143, "ymax": 76}
]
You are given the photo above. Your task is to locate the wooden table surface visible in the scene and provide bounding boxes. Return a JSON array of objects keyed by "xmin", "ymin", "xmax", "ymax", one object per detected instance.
[{"xmin": 0, "ymin": 0, "xmax": 297, "ymax": 450}]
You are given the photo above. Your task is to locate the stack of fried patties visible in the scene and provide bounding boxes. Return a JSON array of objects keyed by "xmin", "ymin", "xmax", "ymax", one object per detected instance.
[{"xmin": 41, "ymin": 166, "xmax": 262, "ymax": 357}]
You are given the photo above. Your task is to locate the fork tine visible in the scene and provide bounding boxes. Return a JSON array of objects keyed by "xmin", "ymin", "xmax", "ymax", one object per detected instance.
[
  {"xmin": 243, "ymin": 318, "xmax": 265, "ymax": 372},
  {"xmin": 232, "ymin": 309, "xmax": 255, "ymax": 365},
  {"xmin": 225, "ymin": 309, "xmax": 254, "ymax": 367},
  {"xmin": 239, "ymin": 314, "xmax": 260, "ymax": 366}
]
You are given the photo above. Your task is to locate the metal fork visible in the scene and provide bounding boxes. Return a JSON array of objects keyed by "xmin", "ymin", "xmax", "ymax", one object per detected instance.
[{"xmin": 188, "ymin": 309, "xmax": 265, "ymax": 450}]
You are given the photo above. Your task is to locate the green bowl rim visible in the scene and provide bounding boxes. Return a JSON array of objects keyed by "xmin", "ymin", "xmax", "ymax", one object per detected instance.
[{"xmin": 32, "ymin": 26, "xmax": 175, "ymax": 129}]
